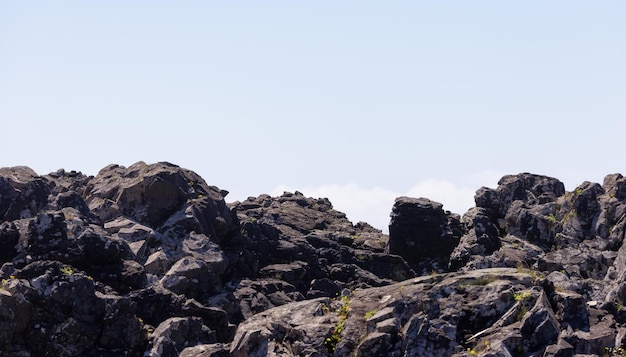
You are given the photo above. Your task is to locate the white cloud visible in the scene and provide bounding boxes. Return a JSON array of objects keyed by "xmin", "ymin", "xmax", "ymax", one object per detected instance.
[
  {"xmin": 269, "ymin": 171, "xmax": 505, "ymax": 233},
  {"xmin": 405, "ymin": 179, "xmax": 476, "ymax": 216}
]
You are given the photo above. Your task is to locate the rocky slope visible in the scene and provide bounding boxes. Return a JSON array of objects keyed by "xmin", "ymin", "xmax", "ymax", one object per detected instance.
[{"xmin": 1, "ymin": 162, "xmax": 626, "ymax": 356}]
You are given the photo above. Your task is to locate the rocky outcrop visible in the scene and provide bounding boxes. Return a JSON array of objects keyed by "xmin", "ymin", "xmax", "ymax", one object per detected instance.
[
  {"xmin": 388, "ymin": 197, "xmax": 462, "ymax": 272},
  {"xmin": 4, "ymin": 164, "xmax": 626, "ymax": 356},
  {"xmin": 228, "ymin": 268, "xmax": 582, "ymax": 356},
  {"xmin": 0, "ymin": 162, "xmax": 412, "ymax": 356},
  {"xmin": 233, "ymin": 192, "xmax": 414, "ymax": 291}
]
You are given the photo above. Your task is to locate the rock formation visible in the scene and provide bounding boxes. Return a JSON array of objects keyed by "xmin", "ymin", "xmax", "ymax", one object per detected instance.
[{"xmin": 2, "ymin": 163, "xmax": 626, "ymax": 356}]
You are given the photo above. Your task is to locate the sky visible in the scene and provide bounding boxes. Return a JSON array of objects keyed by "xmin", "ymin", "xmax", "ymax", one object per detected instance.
[{"xmin": 1, "ymin": 2, "xmax": 625, "ymax": 231}]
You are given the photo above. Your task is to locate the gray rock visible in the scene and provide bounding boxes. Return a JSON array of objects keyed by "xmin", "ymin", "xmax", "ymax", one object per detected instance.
[
  {"xmin": 0, "ymin": 166, "xmax": 50, "ymax": 221},
  {"xmin": 230, "ymin": 298, "xmax": 334, "ymax": 357},
  {"xmin": 450, "ymin": 207, "xmax": 501, "ymax": 270},
  {"xmin": 146, "ymin": 316, "xmax": 216, "ymax": 357},
  {"xmin": 180, "ymin": 343, "xmax": 230, "ymax": 357},
  {"xmin": 160, "ymin": 256, "xmax": 220, "ymax": 301}
]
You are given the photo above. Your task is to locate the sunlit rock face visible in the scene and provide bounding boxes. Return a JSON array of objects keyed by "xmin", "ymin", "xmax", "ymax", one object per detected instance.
[{"xmin": 2, "ymin": 163, "xmax": 626, "ymax": 356}]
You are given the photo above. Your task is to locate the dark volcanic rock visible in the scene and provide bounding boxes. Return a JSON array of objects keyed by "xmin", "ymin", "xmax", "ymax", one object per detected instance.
[
  {"xmin": 0, "ymin": 166, "xmax": 50, "ymax": 221},
  {"xmin": 388, "ymin": 197, "xmax": 462, "ymax": 269},
  {"xmin": 476, "ymin": 173, "xmax": 566, "ymax": 216},
  {"xmin": 233, "ymin": 191, "xmax": 412, "ymax": 292},
  {"xmin": 449, "ymin": 207, "xmax": 501, "ymax": 270},
  {"xmin": 84, "ymin": 161, "xmax": 237, "ymax": 244},
  {"xmin": 6, "ymin": 163, "xmax": 626, "ymax": 356},
  {"xmin": 146, "ymin": 316, "xmax": 216, "ymax": 357}
]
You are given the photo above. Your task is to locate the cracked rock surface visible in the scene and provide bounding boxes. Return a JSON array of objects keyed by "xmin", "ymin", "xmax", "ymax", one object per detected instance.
[{"xmin": 2, "ymin": 164, "xmax": 626, "ymax": 356}]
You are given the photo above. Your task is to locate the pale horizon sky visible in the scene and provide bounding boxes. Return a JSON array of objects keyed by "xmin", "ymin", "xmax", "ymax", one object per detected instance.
[{"xmin": 2, "ymin": 2, "xmax": 625, "ymax": 231}]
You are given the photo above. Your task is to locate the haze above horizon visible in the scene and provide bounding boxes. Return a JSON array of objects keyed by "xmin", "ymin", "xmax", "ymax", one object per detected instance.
[{"xmin": 2, "ymin": 1, "xmax": 625, "ymax": 231}]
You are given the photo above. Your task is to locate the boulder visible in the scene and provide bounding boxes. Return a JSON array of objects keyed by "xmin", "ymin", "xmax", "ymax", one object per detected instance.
[
  {"xmin": 0, "ymin": 222, "xmax": 20, "ymax": 264},
  {"xmin": 229, "ymin": 297, "xmax": 335, "ymax": 357},
  {"xmin": 97, "ymin": 294, "xmax": 147, "ymax": 353},
  {"xmin": 388, "ymin": 197, "xmax": 462, "ymax": 264},
  {"xmin": 84, "ymin": 162, "xmax": 236, "ymax": 243},
  {"xmin": 476, "ymin": 173, "xmax": 566, "ymax": 217},
  {"xmin": 146, "ymin": 317, "xmax": 216, "ymax": 357},
  {"xmin": 449, "ymin": 207, "xmax": 501, "ymax": 271},
  {"xmin": 129, "ymin": 286, "xmax": 232, "ymax": 342},
  {"xmin": 0, "ymin": 166, "xmax": 50, "ymax": 221},
  {"xmin": 159, "ymin": 256, "xmax": 220, "ymax": 301}
]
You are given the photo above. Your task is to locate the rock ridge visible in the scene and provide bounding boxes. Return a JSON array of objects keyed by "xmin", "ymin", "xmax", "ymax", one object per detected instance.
[{"xmin": 1, "ymin": 163, "xmax": 626, "ymax": 356}]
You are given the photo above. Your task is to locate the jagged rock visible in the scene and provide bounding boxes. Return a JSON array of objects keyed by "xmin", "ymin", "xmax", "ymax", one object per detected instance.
[
  {"xmin": 555, "ymin": 181, "xmax": 607, "ymax": 247},
  {"xmin": 97, "ymin": 293, "xmax": 147, "ymax": 353},
  {"xmin": 538, "ymin": 246, "xmax": 615, "ymax": 279},
  {"xmin": 206, "ymin": 278, "xmax": 306, "ymax": 323},
  {"xmin": 259, "ymin": 260, "xmax": 310, "ymax": 291},
  {"xmin": 388, "ymin": 197, "xmax": 462, "ymax": 266},
  {"xmin": 145, "ymin": 250, "xmax": 170, "ymax": 275},
  {"xmin": 180, "ymin": 232, "xmax": 228, "ymax": 274},
  {"xmin": 307, "ymin": 278, "xmax": 342, "ymax": 298},
  {"xmin": 551, "ymin": 290, "xmax": 590, "ymax": 331},
  {"xmin": 0, "ymin": 278, "xmax": 33, "ymax": 353},
  {"xmin": 235, "ymin": 192, "xmax": 355, "ymax": 239},
  {"xmin": 450, "ymin": 207, "xmax": 501, "ymax": 271},
  {"xmin": 230, "ymin": 268, "xmax": 553, "ymax": 356},
  {"xmin": 0, "ymin": 166, "xmax": 50, "ymax": 221},
  {"xmin": 146, "ymin": 317, "xmax": 216, "ymax": 357},
  {"xmin": 106, "ymin": 217, "xmax": 157, "ymax": 254},
  {"xmin": 476, "ymin": 173, "xmax": 566, "ymax": 217},
  {"xmin": 544, "ymin": 339, "xmax": 576, "ymax": 357},
  {"xmin": 143, "ymin": 231, "xmax": 230, "ymax": 280},
  {"xmin": 84, "ymin": 162, "xmax": 237, "ymax": 244},
  {"xmin": 159, "ymin": 256, "xmax": 220, "ymax": 301},
  {"xmin": 328, "ymin": 263, "xmax": 392, "ymax": 288},
  {"xmin": 180, "ymin": 343, "xmax": 230, "ymax": 357},
  {"xmin": 129, "ymin": 286, "xmax": 232, "ymax": 342},
  {"xmin": 51, "ymin": 191, "xmax": 98, "ymax": 223},
  {"xmin": 505, "ymin": 200, "xmax": 558, "ymax": 248},
  {"xmin": 235, "ymin": 193, "xmax": 410, "ymax": 292},
  {"xmin": 0, "ymin": 260, "xmax": 147, "ymax": 356},
  {"xmin": 86, "ymin": 259, "xmax": 147, "ymax": 294},
  {"xmin": 229, "ymin": 297, "xmax": 335, "ymax": 357},
  {"xmin": 561, "ymin": 306, "xmax": 618, "ymax": 354},
  {"xmin": 520, "ymin": 290, "xmax": 560, "ymax": 349},
  {"xmin": 44, "ymin": 168, "xmax": 92, "ymax": 195},
  {"xmin": 0, "ymin": 222, "xmax": 20, "ymax": 264},
  {"xmin": 7, "ymin": 163, "xmax": 626, "ymax": 356}
]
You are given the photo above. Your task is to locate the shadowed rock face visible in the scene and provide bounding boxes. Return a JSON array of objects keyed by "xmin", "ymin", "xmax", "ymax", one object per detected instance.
[
  {"xmin": 2, "ymin": 164, "xmax": 626, "ymax": 356},
  {"xmin": 388, "ymin": 197, "xmax": 462, "ymax": 270}
]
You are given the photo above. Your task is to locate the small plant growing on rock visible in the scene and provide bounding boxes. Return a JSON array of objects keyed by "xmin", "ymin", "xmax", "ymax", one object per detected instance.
[
  {"xmin": 364, "ymin": 310, "xmax": 377, "ymax": 319},
  {"xmin": 323, "ymin": 294, "xmax": 351, "ymax": 355},
  {"xmin": 512, "ymin": 290, "xmax": 533, "ymax": 321},
  {"xmin": 324, "ymin": 319, "xmax": 344, "ymax": 355},
  {"xmin": 513, "ymin": 291, "xmax": 531, "ymax": 302},
  {"xmin": 60, "ymin": 265, "xmax": 74, "ymax": 275},
  {"xmin": 467, "ymin": 341, "xmax": 490, "ymax": 356},
  {"xmin": 604, "ymin": 346, "xmax": 626, "ymax": 357},
  {"xmin": 0, "ymin": 276, "xmax": 14, "ymax": 292}
]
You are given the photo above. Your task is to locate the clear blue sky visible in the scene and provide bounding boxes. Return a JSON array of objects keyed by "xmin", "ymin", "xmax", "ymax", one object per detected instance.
[{"xmin": 2, "ymin": 2, "xmax": 625, "ymax": 230}]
